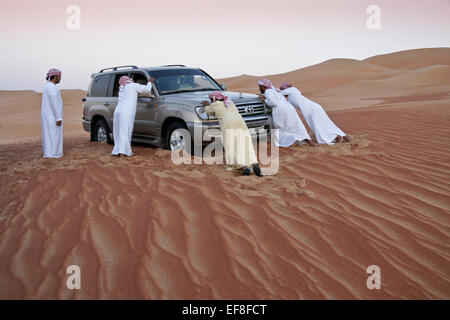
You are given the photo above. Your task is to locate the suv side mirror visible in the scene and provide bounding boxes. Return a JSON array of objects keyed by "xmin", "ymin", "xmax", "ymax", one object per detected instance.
[{"xmin": 220, "ymin": 82, "xmax": 227, "ymax": 91}]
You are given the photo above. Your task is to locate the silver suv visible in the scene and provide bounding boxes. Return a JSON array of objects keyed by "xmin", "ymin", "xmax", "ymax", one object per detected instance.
[{"xmin": 82, "ymin": 65, "xmax": 272, "ymax": 150}]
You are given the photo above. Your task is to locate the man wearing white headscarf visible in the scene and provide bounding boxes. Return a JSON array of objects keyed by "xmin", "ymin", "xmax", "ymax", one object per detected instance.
[
  {"xmin": 111, "ymin": 75, "xmax": 155, "ymax": 157},
  {"xmin": 41, "ymin": 68, "xmax": 63, "ymax": 158},
  {"xmin": 258, "ymin": 79, "xmax": 315, "ymax": 148},
  {"xmin": 280, "ymin": 82, "xmax": 350, "ymax": 144}
]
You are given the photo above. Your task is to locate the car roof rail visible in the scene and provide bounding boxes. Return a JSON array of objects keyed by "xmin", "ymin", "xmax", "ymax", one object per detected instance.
[
  {"xmin": 99, "ymin": 65, "xmax": 139, "ymax": 73},
  {"xmin": 160, "ymin": 64, "xmax": 186, "ymax": 67}
]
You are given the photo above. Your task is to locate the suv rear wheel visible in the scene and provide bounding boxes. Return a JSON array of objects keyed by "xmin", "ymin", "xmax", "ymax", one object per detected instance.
[{"xmin": 94, "ymin": 119, "xmax": 113, "ymax": 145}]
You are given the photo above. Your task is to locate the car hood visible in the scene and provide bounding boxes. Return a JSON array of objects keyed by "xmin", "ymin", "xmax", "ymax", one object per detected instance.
[{"xmin": 161, "ymin": 91, "xmax": 261, "ymax": 105}]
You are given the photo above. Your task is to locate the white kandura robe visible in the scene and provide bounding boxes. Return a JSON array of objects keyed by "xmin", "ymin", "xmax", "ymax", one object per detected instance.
[
  {"xmin": 205, "ymin": 100, "xmax": 258, "ymax": 167},
  {"xmin": 41, "ymin": 81, "xmax": 63, "ymax": 158},
  {"xmin": 111, "ymin": 82, "xmax": 153, "ymax": 156},
  {"xmin": 264, "ymin": 88, "xmax": 311, "ymax": 147},
  {"xmin": 281, "ymin": 87, "xmax": 346, "ymax": 145}
]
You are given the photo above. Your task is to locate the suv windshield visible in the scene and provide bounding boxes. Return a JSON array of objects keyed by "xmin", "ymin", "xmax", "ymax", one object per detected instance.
[{"xmin": 147, "ymin": 68, "xmax": 222, "ymax": 95}]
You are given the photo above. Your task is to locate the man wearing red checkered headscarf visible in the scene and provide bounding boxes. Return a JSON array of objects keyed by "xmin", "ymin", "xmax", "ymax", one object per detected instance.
[{"xmin": 41, "ymin": 68, "xmax": 63, "ymax": 158}]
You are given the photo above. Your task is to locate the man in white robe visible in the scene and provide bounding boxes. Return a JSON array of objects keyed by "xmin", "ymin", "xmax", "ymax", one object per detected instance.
[
  {"xmin": 201, "ymin": 91, "xmax": 263, "ymax": 177},
  {"xmin": 258, "ymin": 79, "xmax": 316, "ymax": 148},
  {"xmin": 41, "ymin": 68, "xmax": 64, "ymax": 158},
  {"xmin": 280, "ymin": 82, "xmax": 350, "ymax": 144},
  {"xmin": 111, "ymin": 76, "xmax": 155, "ymax": 157}
]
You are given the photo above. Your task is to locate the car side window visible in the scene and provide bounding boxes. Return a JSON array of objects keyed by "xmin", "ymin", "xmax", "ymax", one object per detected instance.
[
  {"xmin": 91, "ymin": 74, "xmax": 111, "ymax": 97},
  {"xmin": 130, "ymin": 72, "xmax": 156, "ymax": 96},
  {"xmin": 130, "ymin": 72, "xmax": 148, "ymax": 85}
]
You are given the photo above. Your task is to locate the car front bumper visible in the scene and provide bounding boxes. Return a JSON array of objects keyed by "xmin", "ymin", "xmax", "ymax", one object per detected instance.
[{"xmin": 82, "ymin": 119, "xmax": 91, "ymax": 132}]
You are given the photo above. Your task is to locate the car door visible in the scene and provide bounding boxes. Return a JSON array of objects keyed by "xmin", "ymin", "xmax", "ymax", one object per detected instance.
[
  {"xmin": 91, "ymin": 74, "xmax": 113, "ymax": 123},
  {"xmin": 132, "ymin": 72, "xmax": 160, "ymax": 137}
]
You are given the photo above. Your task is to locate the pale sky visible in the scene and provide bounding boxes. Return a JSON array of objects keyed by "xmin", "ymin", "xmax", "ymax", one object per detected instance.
[{"xmin": 0, "ymin": 0, "xmax": 449, "ymax": 91}]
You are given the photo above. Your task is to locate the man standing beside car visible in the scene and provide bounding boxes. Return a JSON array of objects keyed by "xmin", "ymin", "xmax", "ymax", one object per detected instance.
[
  {"xmin": 111, "ymin": 75, "xmax": 155, "ymax": 157},
  {"xmin": 41, "ymin": 68, "xmax": 64, "ymax": 158}
]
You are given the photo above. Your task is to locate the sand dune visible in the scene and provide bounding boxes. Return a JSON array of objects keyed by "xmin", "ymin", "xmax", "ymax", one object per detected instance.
[
  {"xmin": 364, "ymin": 47, "xmax": 450, "ymax": 70},
  {"xmin": 218, "ymin": 48, "xmax": 450, "ymax": 111},
  {"xmin": 219, "ymin": 59, "xmax": 403, "ymax": 96},
  {"xmin": 313, "ymin": 64, "xmax": 450, "ymax": 110},
  {"xmin": 0, "ymin": 48, "xmax": 449, "ymax": 299},
  {"xmin": 0, "ymin": 90, "xmax": 86, "ymax": 144}
]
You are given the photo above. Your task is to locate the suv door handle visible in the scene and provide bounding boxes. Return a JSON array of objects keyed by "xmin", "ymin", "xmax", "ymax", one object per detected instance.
[{"xmin": 104, "ymin": 103, "xmax": 110, "ymax": 106}]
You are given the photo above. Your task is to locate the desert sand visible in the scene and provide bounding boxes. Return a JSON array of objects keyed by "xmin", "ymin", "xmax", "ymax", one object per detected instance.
[{"xmin": 0, "ymin": 48, "xmax": 449, "ymax": 299}]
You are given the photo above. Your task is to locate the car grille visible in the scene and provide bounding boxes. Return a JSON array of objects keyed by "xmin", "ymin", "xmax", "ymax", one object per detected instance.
[{"xmin": 235, "ymin": 101, "xmax": 266, "ymax": 116}]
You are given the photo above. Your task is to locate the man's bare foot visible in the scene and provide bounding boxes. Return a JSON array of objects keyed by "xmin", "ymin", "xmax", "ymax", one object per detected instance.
[
  {"xmin": 334, "ymin": 136, "xmax": 344, "ymax": 144},
  {"xmin": 305, "ymin": 139, "xmax": 317, "ymax": 147},
  {"xmin": 343, "ymin": 135, "xmax": 351, "ymax": 143}
]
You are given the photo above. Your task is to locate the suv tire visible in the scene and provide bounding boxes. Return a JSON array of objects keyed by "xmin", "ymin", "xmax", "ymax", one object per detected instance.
[
  {"xmin": 94, "ymin": 119, "xmax": 113, "ymax": 145},
  {"xmin": 166, "ymin": 121, "xmax": 194, "ymax": 153}
]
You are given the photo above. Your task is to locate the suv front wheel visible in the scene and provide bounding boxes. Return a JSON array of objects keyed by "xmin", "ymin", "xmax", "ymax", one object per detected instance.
[
  {"xmin": 166, "ymin": 121, "xmax": 193, "ymax": 153},
  {"xmin": 94, "ymin": 119, "xmax": 113, "ymax": 145}
]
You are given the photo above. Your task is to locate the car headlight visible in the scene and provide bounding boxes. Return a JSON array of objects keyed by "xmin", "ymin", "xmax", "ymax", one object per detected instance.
[{"xmin": 195, "ymin": 106, "xmax": 217, "ymax": 120}]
